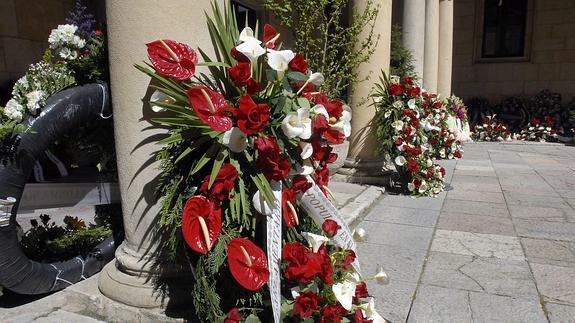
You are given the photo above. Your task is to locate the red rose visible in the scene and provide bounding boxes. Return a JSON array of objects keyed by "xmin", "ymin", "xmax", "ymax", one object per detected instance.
[
  {"xmin": 292, "ymin": 175, "xmax": 312, "ymax": 193},
  {"xmin": 317, "ymin": 245, "xmax": 334, "ymax": 285},
  {"xmin": 340, "ymin": 249, "xmax": 356, "ymax": 270},
  {"xmin": 426, "ymin": 170, "xmax": 434, "ymax": 179},
  {"xmin": 314, "ymin": 167, "xmax": 330, "ymax": 188},
  {"xmin": 320, "ymin": 303, "xmax": 348, "ymax": 323},
  {"xmin": 324, "ymin": 129, "xmax": 345, "ymax": 145},
  {"xmin": 410, "ymin": 86, "xmax": 421, "ymax": 97},
  {"xmin": 454, "ymin": 150, "xmax": 462, "ymax": 158},
  {"xmin": 311, "ymin": 140, "xmax": 338, "ymax": 167},
  {"xmin": 255, "ymin": 136, "xmax": 280, "ymax": 154},
  {"xmin": 294, "ymin": 291, "xmax": 322, "ymax": 319},
  {"xmin": 224, "ymin": 308, "xmax": 243, "ymax": 323},
  {"xmin": 354, "ymin": 282, "xmax": 369, "ymax": 301},
  {"xmin": 295, "ymin": 81, "xmax": 316, "ymax": 94},
  {"xmin": 283, "ymin": 242, "xmax": 323, "ymax": 283},
  {"xmin": 394, "ymin": 138, "xmax": 404, "ymax": 146},
  {"xmin": 289, "ymin": 53, "xmax": 308, "ymax": 73},
  {"xmin": 414, "ymin": 179, "xmax": 422, "ymax": 188},
  {"xmin": 388, "ymin": 84, "xmax": 405, "ymax": 96},
  {"xmin": 236, "ymin": 95, "xmax": 270, "ymax": 135},
  {"xmin": 354, "ymin": 309, "xmax": 373, "ymax": 323},
  {"xmin": 228, "ymin": 63, "xmax": 251, "ymax": 87},
  {"xmin": 410, "ymin": 118, "xmax": 420, "ymax": 128},
  {"xmin": 94, "ymin": 30, "xmax": 103, "ymax": 37},
  {"xmin": 254, "ymin": 137, "xmax": 290, "ymax": 181},
  {"xmin": 407, "ymin": 159, "xmax": 420, "ymax": 173},
  {"xmin": 246, "ymin": 78, "xmax": 261, "ymax": 95},
  {"xmin": 322, "ymin": 219, "xmax": 341, "ymax": 238},
  {"xmin": 199, "ymin": 163, "xmax": 239, "ymax": 201},
  {"xmin": 402, "ymin": 76, "xmax": 414, "ymax": 85}
]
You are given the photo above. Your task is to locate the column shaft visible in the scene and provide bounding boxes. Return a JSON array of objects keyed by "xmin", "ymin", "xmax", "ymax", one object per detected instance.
[
  {"xmin": 437, "ymin": 0, "xmax": 454, "ymax": 96},
  {"xmin": 423, "ymin": 0, "xmax": 439, "ymax": 93},
  {"xmin": 402, "ymin": 0, "xmax": 426, "ymax": 78}
]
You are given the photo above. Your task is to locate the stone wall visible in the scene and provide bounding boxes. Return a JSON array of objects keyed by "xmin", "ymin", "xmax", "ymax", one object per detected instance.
[{"xmin": 453, "ymin": 0, "xmax": 575, "ymax": 104}]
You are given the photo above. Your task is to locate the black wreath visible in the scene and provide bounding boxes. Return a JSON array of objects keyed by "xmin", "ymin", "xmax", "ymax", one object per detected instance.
[{"xmin": 0, "ymin": 83, "xmax": 117, "ymax": 295}]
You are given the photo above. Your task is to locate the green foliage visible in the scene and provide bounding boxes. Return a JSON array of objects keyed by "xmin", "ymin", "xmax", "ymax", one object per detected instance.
[
  {"xmin": 264, "ymin": 0, "xmax": 380, "ymax": 99},
  {"xmin": 390, "ymin": 24, "xmax": 416, "ymax": 78},
  {"xmin": 67, "ymin": 34, "xmax": 109, "ymax": 84}
]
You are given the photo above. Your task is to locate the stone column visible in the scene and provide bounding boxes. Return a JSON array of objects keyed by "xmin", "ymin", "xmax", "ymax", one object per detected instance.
[
  {"xmin": 98, "ymin": 0, "xmax": 214, "ymax": 308},
  {"xmin": 423, "ymin": 0, "xmax": 439, "ymax": 93},
  {"xmin": 437, "ymin": 0, "xmax": 454, "ymax": 97},
  {"xmin": 335, "ymin": 0, "xmax": 393, "ymax": 185},
  {"xmin": 402, "ymin": 0, "xmax": 426, "ymax": 78}
]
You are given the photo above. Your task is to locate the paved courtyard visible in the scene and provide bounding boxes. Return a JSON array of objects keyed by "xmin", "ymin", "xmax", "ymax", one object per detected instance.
[{"xmin": 358, "ymin": 142, "xmax": 575, "ymax": 322}]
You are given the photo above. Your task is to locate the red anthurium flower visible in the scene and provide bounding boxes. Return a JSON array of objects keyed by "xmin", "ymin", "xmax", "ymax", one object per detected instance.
[
  {"xmin": 263, "ymin": 24, "xmax": 280, "ymax": 49},
  {"xmin": 224, "ymin": 308, "xmax": 243, "ymax": 323},
  {"xmin": 294, "ymin": 291, "xmax": 322, "ymax": 319},
  {"xmin": 289, "ymin": 53, "xmax": 308, "ymax": 73},
  {"xmin": 147, "ymin": 39, "xmax": 198, "ymax": 81},
  {"xmin": 187, "ymin": 86, "xmax": 233, "ymax": 132},
  {"xmin": 227, "ymin": 238, "xmax": 270, "ymax": 291},
  {"xmin": 199, "ymin": 163, "xmax": 239, "ymax": 202},
  {"xmin": 322, "ymin": 219, "xmax": 340, "ymax": 238},
  {"xmin": 228, "ymin": 63, "xmax": 251, "ymax": 87},
  {"xmin": 292, "ymin": 175, "xmax": 312, "ymax": 194},
  {"xmin": 182, "ymin": 196, "xmax": 222, "ymax": 254},
  {"xmin": 236, "ymin": 95, "xmax": 270, "ymax": 135},
  {"xmin": 282, "ymin": 188, "xmax": 298, "ymax": 228}
]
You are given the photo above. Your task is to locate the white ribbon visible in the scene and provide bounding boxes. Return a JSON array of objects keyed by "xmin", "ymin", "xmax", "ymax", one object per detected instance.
[{"xmin": 265, "ymin": 181, "xmax": 282, "ymax": 323}]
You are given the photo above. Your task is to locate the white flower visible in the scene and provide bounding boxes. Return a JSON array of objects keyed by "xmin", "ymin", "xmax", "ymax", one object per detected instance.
[
  {"xmin": 426, "ymin": 159, "xmax": 433, "ymax": 167},
  {"xmin": 407, "ymin": 182, "xmax": 415, "ymax": 191},
  {"xmin": 290, "ymin": 286, "xmax": 301, "ymax": 299},
  {"xmin": 308, "ymin": 72, "xmax": 324, "ymax": 86},
  {"xmin": 407, "ymin": 99, "xmax": 417, "ymax": 110},
  {"xmin": 439, "ymin": 148, "xmax": 446, "ymax": 158},
  {"xmin": 239, "ymin": 27, "xmax": 260, "ymax": 44},
  {"xmin": 25, "ymin": 90, "xmax": 45, "ymax": 112},
  {"xmin": 418, "ymin": 180, "xmax": 428, "ymax": 194},
  {"xmin": 332, "ymin": 279, "xmax": 357, "ymax": 311},
  {"xmin": 48, "ymin": 24, "xmax": 77, "ymax": 47},
  {"xmin": 423, "ymin": 121, "xmax": 439, "ymax": 132},
  {"xmin": 223, "ymin": 127, "xmax": 248, "ymax": 153},
  {"xmin": 299, "ymin": 141, "xmax": 313, "ymax": 159},
  {"xmin": 391, "ymin": 120, "xmax": 404, "ymax": 131},
  {"xmin": 252, "ymin": 190, "xmax": 272, "ymax": 216},
  {"xmin": 235, "ymin": 39, "xmax": 266, "ymax": 65},
  {"xmin": 311, "ymin": 104, "xmax": 329, "ymax": 118},
  {"xmin": 353, "ymin": 227, "xmax": 366, "ymax": 242},
  {"xmin": 330, "ymin": 105, "xmax": 352, "ymax": 137},
  {"xmin": 267, "ymin": 49, "xmax": 295, "ymax": 76},
  {"xmin": 3, "ymin": 99, "xmax": 25, "ymax": 122},
  {"xmin": 281, "ymin": 107, "xmax": 312, "ymax": 139},
  {"xmin": 360, "ymin": 298, "xmax": 387, "ymax": 323},
  {"xmin": 374, "ymin": 267, "xmax": 389, "ymax": 285},
  {"xmin": 384, "ymin": 110, "xmax": 392, "ymax": 118},
  {"xmin": 301, "ymin": 232, "xmax": 329, "ymax": 252},
  {"xmin": 291, "ymin": 159, "xmax": 314, "ymax": 176},
  {"xmin": 394, "ymin": 155, "xmax": 406, "ymax": 166},
  {"xmin": 59, "ymin": 47, "xmax": 78, "ymax": 60},
  {"xmin": 390, "ymin": 75, "xmax": 400, "ymax": 83},
  {"xmin": 72, "ymin": 35, "xmax": 85, "ymax": 48},
  {"xmin": 392, "ymin": 100, "xmax": 403, "ymax": 109},
  {"xmin": 150, "ymin": 90, "xmax": 175, "ymax": 112}
]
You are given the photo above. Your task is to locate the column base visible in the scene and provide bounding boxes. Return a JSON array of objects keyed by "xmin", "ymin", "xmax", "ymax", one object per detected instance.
[{"xmin": 332, "ymin": 158, "xmax": 396, "ymax": 185}]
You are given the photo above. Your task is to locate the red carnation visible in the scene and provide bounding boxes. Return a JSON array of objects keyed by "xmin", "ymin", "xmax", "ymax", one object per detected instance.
[
  {"xmin": 182, "ymin": 196, "xmax": 222, "ymax": 254},
  {"xmin": 246, "ymin": 78, "xmax": 262, "ymax": 94},
  {"xmin": 289, "ymin": 53, "xmax": 308, "ymax": 73},
  {"xmin": 187, "ymin": 86, "xmax": 233, "ymax": 132},
  {"xmin": 255, "ymin": 136, "xmax": 291, "ymax": 181},
  {"xmin": 322, "ymin": 219, "xmax": 341, "ymax": 238},
  {"xmin": 283, "ymin": 242, "xmax": 323, "ymax": 283},
  {"xmin": 388, "ymin": 83, "xmax": 405, "ymax": 96},
  {"xmin": 263, "ymin": 24, "xmax": 279, "ymax": 49},
  {"xmin": 407, "ymin": 159, "xmax": 420, "ymax": 173},
  {"xmin": 224, "ymin": 308, "xmax": 243, "ymax": 323},
  {"xmin": 227, "ymin": 238, "xmax": 269, "ymax": 291},
  {"xmin": 199, "ymin": 163, "xmax": 239, "ymax": 202},
  {"xmin": 320, "ymin": 304, "xmax": 348, "ymax": 323},
  {"xmin": 316, "ymin": 94, "xmax": 343, "ymax": 119},
  {"xmin": 228, "ymin": 63, "xmax": 251, "ymax": 87},
  {"xmin": 293, "ymin": 291, "xmax": 322, "ymax": 319},
  {"xmin": 147, "ymin": 39, "xmax": 198, "ymax": 81},
  {"xmin": 236, "ymin": 95, "xmax": 270, "ymax": 135}
]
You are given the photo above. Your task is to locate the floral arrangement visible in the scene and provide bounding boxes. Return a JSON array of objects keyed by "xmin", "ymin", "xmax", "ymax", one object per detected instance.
[
  {"xmin": 471, "ymin": 114, "xmax": 512, "ymax": 142},
  {"xmin": 518, "ymin": 116, "xmax": 558, "ymax": 142},
  {"xmin": 420, "ymin": 94, "xmax": 463, "ymax": 160},
  {"xmin": 373, "ymin": 74, "xmax": 445, "ymax": 197},
  {"xmin": 138, "ymin": 3, "xmax": 385, "ymax": 321}
]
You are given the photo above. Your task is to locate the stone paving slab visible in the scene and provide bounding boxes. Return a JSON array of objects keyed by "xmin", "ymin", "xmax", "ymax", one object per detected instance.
[
  {"xmin": 437, "ymin": 212, "xmax": 516, "ymax": 236},
  {"xmin": 365, "ymin": 205, "xmax": 440, "ymax": 228},
  {"xmin": 430, "ymin": 230, "xmax": 525, "ymax": 260},
  {"xmin": 521, "ymin": 238, "xmax": 575, "ymax": 268}
]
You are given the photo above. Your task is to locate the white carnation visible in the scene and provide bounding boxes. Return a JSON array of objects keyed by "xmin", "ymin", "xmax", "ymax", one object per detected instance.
[
  {"xmin": 25, "ymin": 90, "xmax": 46, "ymax": 112},
  {"xmin": 3, "ymin": 99, "xmax": 25, "ymax": 122}
]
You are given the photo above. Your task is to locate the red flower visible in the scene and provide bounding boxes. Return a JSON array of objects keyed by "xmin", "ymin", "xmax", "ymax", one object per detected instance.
[
  {"xmin": 388, "ymin": 84, "xmax": 405, "ymax": 96},
  {"xmin": 354, "ymin": 309, "xmax": 373, "ymax": 323},
  {"xmin": 426, "ymin": 170, "xmax": 434, "ymax": 179},
  {"xmin": 394, "ymin": 137, "xmax": 404, "ymax": 146},
  {"xmin": 454, "ymin": 150, "xmax": 462, "ymax": 158},
  {"xmin": 320, "ymin": 304, "xmax": 348, "ymax": 323},
  {"xmin": 414, "ymin": 179, "xmax": 422, "ymax": 188},
  {"xmin": 94, "ymin": 30, "xmax": 103, "ymax": 37},
  {"xmin": 199, "ymin": 164, "xmax": 239, "ymax": 202},
  {"xmin": 314, "ymin": 167, "xmax": 330, "ymax": 188},
  {"xmin": 322, "ymin": 219, "xmax": 340, "ymax": 238},
  {"xmin": 402, "ymin": 76, "xmax": 414, "ymax": 85},
  {"xmin": 282, "ymin": 188, "xmax": 298, "ymax": 228},
  {"xmin": 354, "ymin": 282, "xmax": 369, "ymax": 302},
  {"xmin": 228, "ymin": 63, "xmax": 251, "ymax": 87},
  {"xmin": 147, "ymin": 39, "xmax": 198, "ymax": 81},
  {"xmin": 324, "ymin": 129, "xmax": 345, "ymax": 145},
  {"xmin": 295, "ymin": 81, "xmax": 316, "ymax": 94},
  {"xmin": 283, "ymin": 242, "xmax": 323, "ymax": 283},
  {"xmin": 246, "ymin": 78, "xmax": 262, "ymax": 95},
  {"xmin": 439, "ymin": 167, "xmax": 446, "ymax": 177},
  {"xmin": 294, "ymin": 291, "xmax": 322, "ymax": 319},
  {"xmin": 317, "ymin": 245, "xmax": 334, "ymax": 285},
  {"xmin": 313, "ymin": 114, "xmax": 330, "ymax": 134},
  {"xmin": 187, "ymin": 86, "xmax": 233, "ymax": 132},
  {"xmin": 255, "ymin": 136, "xmax": 291, "ymax": 181},
  {"xmin": 224, "ymin": 308, "xmax": 243, "ymax": 323},
  {"xmin": 236, "ymin": 95, "xmax": 270, "ymax": 135},
  {"xmin": 316, "ymin": 94, "xmax": 344, "ymax": 119},
  {"xmin": 407, "ymin": 159, "xmax": 420, "ymax": 173},
  {"xmin": 227, "ymin": 238, "xmax": 270, "ymax": 291},
  {"xmin": 289, "ymin": 53, "xmax": 308, "ymax": 73},
  {"xmin": 230, "ymin": 47, "xmax": 250, "ymax": 63},
  {"xmin": 312, "ymin": 140, "xmax": 338, "ymax": 167},
  {"xmin": 292, "ymin": 175, "xmax": 312, "ymax": 194},
  {"xmin": 340, "ymin": 249, "xmax": 356, "ymax": 270},
  {"xmin": 263, "ymin": 24, "xmax": 279, "ymax": 49},
  {"xmin": 182, "ymin": 196, "xmax": 222, "ymax": 254},
  {"xmin": 255, "ymin": 136, "xmax": 280, "ymax": 154},
  {"xmin": 410, "ymin": 86, "xmax": 421, "ymax": 97}
]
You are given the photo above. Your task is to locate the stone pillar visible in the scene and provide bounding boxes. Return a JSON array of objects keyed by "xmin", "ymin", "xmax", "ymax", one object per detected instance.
[
  {"xmin": 98, "ymin": 0, "xmax": 214, "ymax": 308},
  {"xmin": 437, "ymin": 0, "xmax": 454, "ymax": 97},
  {"xmin": 402, "ymin": 0, "xmax": 426, "ymax": 78},
  {"xmin": 335, "ymin": 0, "xmax": 393, "ymax": 185},
  {"xmin": 423, "ymin": 0, "xmax": 439, "ymax": 93}
]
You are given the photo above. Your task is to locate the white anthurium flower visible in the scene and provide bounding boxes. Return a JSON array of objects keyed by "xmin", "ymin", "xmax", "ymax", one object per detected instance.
[
  {"xmin": 309, "ymin": 72, "xmax": 324, "ymax": 86},
  {"xmin": 299, "ymin": 141, "xmax": 313, "ymax": 159},
  {"xmin": 311, "ymin": 104, "xmax": 329, "ymax": 118},
  {"xmin": 291, "ymin": 159, "xmax": 314, "ymax": 176},
  {"xmin": 394, "ymin": 155, "xmax": 406, "ymax": 166},
  {"xmin": 374, "ymin": 267, "xmax": 390, "ymax": 285},
  {"xmin": 239, "ymin": 27, "xmax": 260, "ymax": 43},
  {"xmin": 353, "ymin": 227, "xmax": 366, "ymax": 242},
  {"xmin": 332, "ymin": 280, "xmax": 357, "ymax": 311},
  {"xmin": 391, "ymin": 120, "xmax": 404, "ymax": 131},
  {"xmin": 150, "ymin": 90, "xmax": 175, "ymax": 113},
  {"xmin": 407, "ymin": 99, "xmax": 417, "ymax": 110},
  {"xmin": 281, "ymin": 107, "xmax": 312, "ymax": 139},
  {"xmin": 360, "ymin": 298, "xmax": 387, "ymax": 323},
  {"xmin": 235, "ymin": 39, "xmax": 266, "ymax": 65},
  {"xmin": 330, "ymin": 105, "xmax": 352, "ymax": 137},
  {"xmin": 252, "ymin": 190, "xmax": 272, "ymax": 216},
  {"xmin": 223, "ymin": 127, "xmax": 248, "ymax": 153},
  {"xmin": 267, "ymin": 49, "xmax": 295, "ymax": 78},
  {"xmin": 301, "ymin": 232, "xmax": 329, "ymax": 252}
]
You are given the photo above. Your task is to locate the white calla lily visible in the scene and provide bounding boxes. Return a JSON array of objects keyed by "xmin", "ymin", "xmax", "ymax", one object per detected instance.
[
  {"xmin": 239, "ymin": 27, "xmax": 260, "ymax": 43},
  {"xmin": 360, "ymin": 298, "xmax": 387, "ymax": 323},
  {"xmin": 301, "ymin": 232, "xmax": 329, "ymax": 252},
  {"xmin": 374, "ymin": 267, "xmax": 390, "ymax": 285},
  {"xmin": 407, "ymin": 182, "xmax": 415, "ymax": 191},
  {"xmin": 330, "ymin": 105, "xmax": 352, "ymax": 137},
  {"xmin": 150, "ymin": 90, "xmax": 175, "ymax": 112},
  {"xmin": 252, "ymin": 190, "xmax": 272, "ymax": 216},
  {"xmin": 353, "ymin": 227, "xmax": 366, "ymax": 242},
  {"xmin": 332, "ymin": 280, "xmax": 357, "ymax": 311},
  {"xmin": 408, "ymin": 99, "xmax": 417, "ymax": 110},
  {"xmin": 299, "ymin": 141, "xmax": 313, "ymax": 159},
  {"xmin": 391, "ymin": 120, "xmax": 404, "ymax": 131},
  {"xmin": 281, "ymin": 107, "xmax": 312, "ymax": 139},
  {"xmin": 235, "ymin": 39, "xmax": 266, "ymax": 65},
  {"xmin": 309, "ymin": 72, "xmax": 325, "ymax": 86},
  {"xmin": 267, "ymin": 49, "xmax": 295, "ymax": 78},
  {"xmin": 394, "ymin": 155, "xmax": 406, "ymax": 166},
  {"xmin": 222, "ymin": 127, "xmax": 248, "ymax": 153}
]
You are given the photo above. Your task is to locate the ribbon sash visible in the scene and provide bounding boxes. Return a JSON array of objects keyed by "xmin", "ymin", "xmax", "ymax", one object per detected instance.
[{"xmin": 266, "ymin": 181, "xmax": 282, "ymax": 323}]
